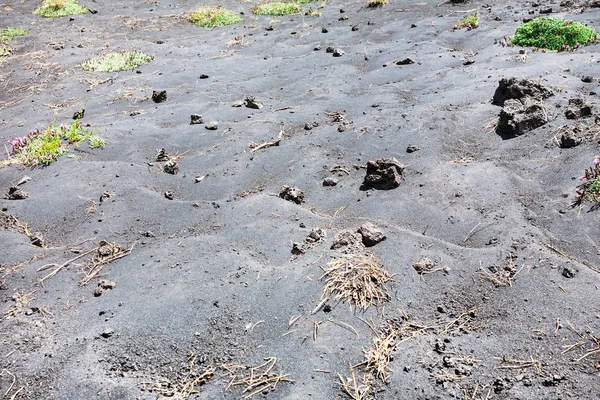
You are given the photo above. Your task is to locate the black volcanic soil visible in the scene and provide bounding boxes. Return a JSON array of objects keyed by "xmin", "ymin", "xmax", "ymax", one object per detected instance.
[{"xmin": 2, "ymin": 0, "xmax": 600, "ymax": 399}]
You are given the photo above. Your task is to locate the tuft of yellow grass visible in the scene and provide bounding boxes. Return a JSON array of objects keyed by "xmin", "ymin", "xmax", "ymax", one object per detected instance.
[{"xmin": 320, "ymin": 253, "xmax": 394, "ymax": 311}]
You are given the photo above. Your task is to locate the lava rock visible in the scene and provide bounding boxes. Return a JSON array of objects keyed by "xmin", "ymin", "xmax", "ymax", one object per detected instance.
[
  {"xmin": 559, "ymin": 132, "xmax": 582, "ymax": 148},
  {"xmin": 565, "ymin": 98, "xmax": 592, "ymax": 119},
  {"xmin": 152, "ymin": 90, "xmax": 167, "ymax": 103},
  {"xmin": 358, "ymin": 223, "xmax": 386, "ymax": 247},
  {"xmin": 190, "ymin": 114, "xmax": 203, "ymax": 125},
  {"xmin": 164, "ymin": 191, "xmax": 174, "ymax": 200},
  {"xmin": 363, "ymin": 157, "xmax": 406, "ymax": 190},
  {"xmin": 492, "ymin": 77, "xmax": 553, "ymax": 106},
  {"xmin": 498, "ymin": 98, "xmax": 548, "ymax": 136},
  {"xmin": 323, "ymin": 177, "xmax": 339, "ymax": 187},
  {"xmin": 332, "ymin": 48, "xmax": 345, "ymax": 57},
  {"xmin": 155, "ymin": 148, "xmax": 170, "ymax": 162},
  {"xmin": 562, "ymin": 266, "xmax": 577, "ymax": 278},
  {"xmin": 279, "ymin": 186, "xmax": 305, "ymax": 204},
  {"xmin": 244, "ymin": 96, "xmax": 264, "ymax": 109},
  {"xmin": 205, "ymin": 121, "xmax": 219, "ymax": 130},
  {"xmin": 581, "ymin": 76, "xmax": 594, "ymax": 83},
  {"xmin": 94, "ymin": 280, "xmax": 116, "ymax": 297},
  {"xmin": 396, "ymin": 58, "xmax": 415, "ymax": 65},
  {"xmin": 100, "ymin": 328, "xmax": 115, "ymax": 338},
  {"xmin": 163, "ymin": 160, "xmax": 179, "ymax": 174},
  {"xmin": 7, "ymin": 186, "xmax": 28, "ymax": 200},
  {"xmin": 406, "ymin": 145, "xmax": 420, "ymax": 153}
]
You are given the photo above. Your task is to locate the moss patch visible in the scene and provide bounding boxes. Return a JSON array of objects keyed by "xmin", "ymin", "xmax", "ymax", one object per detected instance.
[
  {"xmin": 78, "ymin": 51, "xmax": 152, "ymax": 72},
  {"xmin": 33, "ymin": 0, "xmax": 88, "ymax": 18},
  {"xmin": 251, "ymin": 2, "xmax": 302, "ymax": 16},
  {"xmin": 189, "ymin": 7, "xmax": 242, "ymax": 27},
  {"xmin": 511, "ymin": 17, "xmax": 597, "ymax": 51}
]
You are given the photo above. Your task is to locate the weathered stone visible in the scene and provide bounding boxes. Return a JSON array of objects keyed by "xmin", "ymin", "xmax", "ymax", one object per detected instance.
[
  {"xmin": 358, "ymin": 223, "xmax": 386, "ymax": 247},
  {"xmin": 498, "ymin": 98, "xmax": 548, "ymax": 136},
  {"xmin": 492, "ymin": 77, "xmax": 553, "ymax": 106},
  {"xmin": 152, "ymin": 90, "xmax": 167, "ymax": 103},
  {"xmin": 190, "ymin": 114, "xmax": 203, "ymax": 125},
  {"xmin": 279, "ymin": 186, "xmax": 305, "ymax": 204},
  {"xmin": 363, "ymin": 157, "xmax": 405, "ymax": 190}
]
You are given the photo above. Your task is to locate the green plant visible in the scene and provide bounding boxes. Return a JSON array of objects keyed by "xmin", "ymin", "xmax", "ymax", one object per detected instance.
[
  {"xmin": 251, "ymin": 2, "xmax": 302, "ymax": 16},
  {"xmin": 455, "ymin": 13, "xmax": 479, "ymax": 30},
  {"xmin": 63, "ymin": 120, "xmax": 91, "ymax": 144},
  {"xmin": 78, "ymin": 51, "xmax": 152, "ymax": 72},
  {"xmin": 0, "ymin": 27, "xmax": 28, "ymax": 56},
  {"xmin": 366, "ymin": 0, "xmax": 388, "ymax": 7},
  {"xmin": 0, "ymin": 27, "xmax": 29, "ymax": 42},
  {"xmin": 33, "ymin": 0, "xmax": 87, "ymax": 18},
  {"xmin": 88, "ymin": 135, "xmax": 105, "ymax": 149},
  {"xmin": 295, "ymin": 0, "xmax": 315, "ymax": 3},
  {"xmin": 511, "ymin": 17, "xmax": 597, "ymax": 51},
  {"xmin": 188, "ymin": 7, "xmax": 242, "ymax": 27},
  {"xmin": 8, "ymin": 120, "xmax": 98, "ymax": 166}
]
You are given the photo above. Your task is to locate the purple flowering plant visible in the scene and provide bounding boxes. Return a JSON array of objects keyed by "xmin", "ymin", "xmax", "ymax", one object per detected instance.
[
  {"xmin": 574, "ymin": 156, "xmax": 600, "ymax": 206},
  {"xmin": 8, "ymin": 119, "xmax": 95, "ymax": 167}
]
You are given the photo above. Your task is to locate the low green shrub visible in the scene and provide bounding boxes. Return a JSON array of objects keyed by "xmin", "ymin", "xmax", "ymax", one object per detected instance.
[
  {"xmin": 511, "ymin": 17, "xmax": 597, "ymax": 51},
  {"xmin": 33, "ymin": 0, "xmax": 88, "ymax": 18},
  {"xmin": 251, "ymin": 2, "xmax": 302, "ymax": 16},
  {"xmin": 8, "ymin": 120, "xmax": 104, "ymax": 166},
  {"xmin": 189, "ymin": 7, "xmax": 242, "ymax": 27}
]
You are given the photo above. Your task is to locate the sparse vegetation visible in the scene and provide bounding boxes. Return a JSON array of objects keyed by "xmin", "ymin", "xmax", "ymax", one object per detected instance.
[
  {"xmin": 8, "ymin": 120, "xmax": 101, "ymax": 166},
  {"xmin": 0, "ymin": 27, "xmax": 28, "ymax": 57},
  {"xmin": 454, "ymin": 13, "xmax": 479, "ymax": 30},
  {"xmin": 320, "ymin": 254, "xmax": 394, "ymax": 311},
  {"xmin": 88, "ymin": 135, "xmax": 106, "ymax": 149},
  {"xmin": 305, "ymin": 8, "xmax": 322, "ymax": 16},
  {"xmin": 251, "ymin": 2, "xmax": 302, "ymax": 16},
  {"xmin": 366, "ymin": 0, "xmax": 389, "ymax": 7},
  {"xmin": 511, "ymin": 17, "xmax": 597, "ymax": 51},
  {"xmin": 78, "ymin": 51, "xmax": 152, "ymax": 72},
  {"xmin": 188, "ymin": 7, "xmax": 242, "ymax": 27},
  {"xmin": 33, "ymin": 0, "xmax": 88, "ymax": 18},
  {"xmin": 575, "ymin": 156, "xmax": 600, "ymax": 206}
]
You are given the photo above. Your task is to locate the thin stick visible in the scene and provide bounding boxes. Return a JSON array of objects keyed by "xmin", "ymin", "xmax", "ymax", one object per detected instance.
[
  {"xmin": 38, "ymin": 248, "xmax": 97, "ymax": 284},
  {"xmin": 328, "ymin": 318, "xmax": 360, "ymax": 339}
]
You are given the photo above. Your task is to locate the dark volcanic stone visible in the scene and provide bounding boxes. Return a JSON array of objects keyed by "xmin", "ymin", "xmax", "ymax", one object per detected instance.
[
  {"xmin": 7, "ymin": 186, "xmax": 28, "ymax": 200},
  {"xmin": 565, "ymin": 98, "xmax": 592, "ymax": 119},
  {"xmin": 190, "ymin": 114, "xmax": 203, "ymax": 125},
  {"xmin": 492, "ymin": 77, "xmax": 553, "ymax": 106},
  {"xmin": 396, "ymin": 58, "xmax": 415, "ymax": 65},
  {"xmin": 498, "ymin": 98, "xmax": 548, "ymax": 136},
  {"xmin": 279, "ymin": 186, "xmax": 305, "ymax": 204},
  {"xmin": 363, "ymin": 157, "xmax": 406, "ymax": 190},
  {"xmin": 152, "ymin": 90, "xmax": 167, "ymax": 103},
  {"xmin": 358, "ymin": 222, "xmax": 386, "ymax": 247}
]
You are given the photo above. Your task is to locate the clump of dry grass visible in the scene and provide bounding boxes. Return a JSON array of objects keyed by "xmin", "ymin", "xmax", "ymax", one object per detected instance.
[
  {"xmin": 222, "ymin": 357, "xmax": 292, "ymax": 398},
  {"xmin": 478, "ymin": 257, "xmax": 522, "ymax": 287},
  {"xmin": 79, "ymin": 240, "xmax": 135, "ymax": 285},
  {"xmin": 4, "ymin": 290, "xmax": 36, "ymax": 319},
  {"xmin": 1, "ymin": 211, "xmax": 46, "ymax": 247},
  {"xmin": 148, "ymin": 355, "xmax": 214, "ymax": 399},
  {"xmin": 338, "ymin": 365, "xmax": 371, "ymax": 400},
  {"xmin": 320, "ymin": 253, "xmax": 394, "ymax": 311}
]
